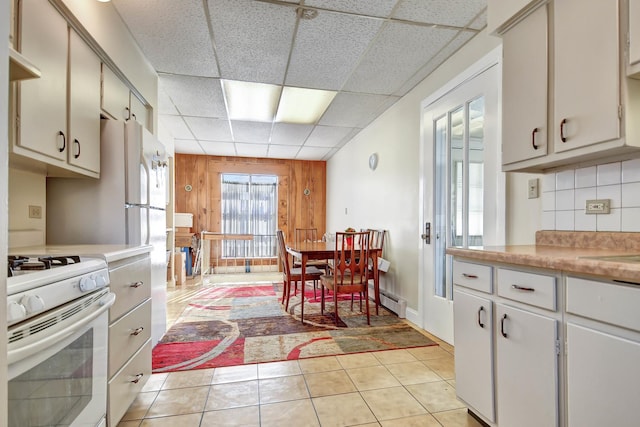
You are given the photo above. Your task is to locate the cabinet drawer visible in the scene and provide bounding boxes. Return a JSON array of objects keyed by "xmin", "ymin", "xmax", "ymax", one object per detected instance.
[
  {"xmin": 453, "ymin": 260, "xmax": 493, "ymax": 293},
  {"xmin": 109, "ymin": 256, "xmax": 150, "ymax": 321},
  {"xmin": 566, "ymin": 277, "xmax": 640, "ymax": 332},
  {"xmin": 108, "ymin": 339, "xmax": 151, "ymax": 427},
  {"xmin": 497, "ymin": 268, "xmax": 556, "ymax": 310},
  {"xmin": 108, "ymin": 298, "xmax": 151, "ymax": 377}
]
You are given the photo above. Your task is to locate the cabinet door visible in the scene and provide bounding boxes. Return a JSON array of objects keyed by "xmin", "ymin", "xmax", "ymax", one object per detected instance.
[
  {"xmin": 554, "ymin": 0, "xmax": 620, "ymax": 152},
  {"xmin": 630, "ymin": 0, "xmax": 640, "ymax": 67},
  {"xmin": 496, "ymin": 304, "xmax": 558, "ymax": 427},
  {"xmin": 129, "ymin": 93, "xmax": 148, "ymax": 130},
  {"xmin": 18, "ymin": 0, "xmax": 67, "ymax": 161},
  {"xmin": 453, "ymin": 289, "xmax": 495, "ymax": 422},
  {"xmin": 102, "ymin": 64, "xmax": 131, "ymax": 121},
  {"xmin": 501, "ymin": 5, "xmax": 548, "ymax": 165},
  {"xmin": 567, "ymin": 323, "xmax": 640, "ymax": 427},
  {"xmin": 68, "ymin": 29, "xmax": 101, "ymax": 174}
]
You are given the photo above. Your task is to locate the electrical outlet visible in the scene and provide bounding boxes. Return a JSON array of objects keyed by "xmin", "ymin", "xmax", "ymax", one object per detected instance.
[
  {"xmin": 29, "ymin": 205, "xmax": 42, "ymax": 219},
  {"xmin": 528, "ymin": 178, "xmax": 539, "ymax": 199},
  {"xmin": 585, "ymin": 199, "xmax": 611, "ymax": 214}
]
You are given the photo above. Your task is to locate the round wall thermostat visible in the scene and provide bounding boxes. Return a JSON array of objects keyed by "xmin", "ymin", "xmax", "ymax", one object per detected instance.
[
  {"xmin": 369, "ymin": 153, "xmax": 379, "ymax": 170},
  {"xmin": 303, "ymin": 188, "xmax": 311, "ymax": 196},
  {"xmin": 185, "ymin": 184, "xmax": 193, "ymax": 192}
]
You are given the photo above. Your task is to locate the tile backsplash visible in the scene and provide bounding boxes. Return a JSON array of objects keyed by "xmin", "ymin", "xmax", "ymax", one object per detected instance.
[{"xmin": 541, "ymin": 159, "xmax": 640, "ymax": 232}]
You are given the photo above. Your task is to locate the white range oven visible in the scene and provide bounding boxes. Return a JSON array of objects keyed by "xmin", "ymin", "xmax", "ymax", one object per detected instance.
[{"xmin": 6, "ymin": 255, "xmax": 115, "ymax": 427}]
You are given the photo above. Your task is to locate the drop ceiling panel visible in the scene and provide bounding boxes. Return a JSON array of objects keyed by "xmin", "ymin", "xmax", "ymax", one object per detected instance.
[
  {"xmin": 393, "ymin": 0, "xmax": 486, "ymax": 28},
  {"xmin": 305, "ymin": 126, "xmax": 354, "ymax": 147},
  {"xmin": 208, "ymin": 0, "xmax": 297, "ymax": 84},
  {"xmin": 270, "ymin": 123, "xmax": 314, "ymax": 146},
  {"xmin": 392, "ymin": 31, "xmax": 475, "ymax": 96},
  {"xmin": 469, "ymin": 9, "xmax": 488, "ymax": 30},
  {"xmin": 231, "ymin": 121, "xmax": 273, "ymax": 143},
  {"xmin": 267, "ymin": 144, "xmax": 301, "ymax": 159},
  {"xmin": 305, "ymin": 0, "xmax": 399, "ymax": 18},
  {"xmin": 159, "ymin": 115, "xmax": 194, "ymax": 139},
  {"xmin": 343, "ymin": 22, "xmax": 459, "ymax": 95},
  {"xmin": 184, "ymin": 117, "xmax": 233, "ymax": 141},
  {"xmin": 112, "ymin": 0, "xmax": 218, "ymax": 77},
  {"xmin": 235, "ymin": 142, "xmax": 269, "ymax": 157},
  {"xmin": 297, "ymin": 146, "xmax": 332, "ymax": 160},
  {"xmin": 319, "ymin": 92, "xmax": 398, "ymax": 127},
  {"xmin": 174, "ymin": 139, "xmax": 205, "ymax": 154},
  {"xmin": 200, "ymin": 140, "xmax": 237, "ymax": 156},
  {"xmin": 160, "ymin": 75, "xmax": 227, "ymax": 118},
  {"xmin": 157, "ymin": 86, "xmax": 179, "ymax": 115},
  {"xmin": 285, "ymin": 11, "xmax": 383, "ymax": 90}
]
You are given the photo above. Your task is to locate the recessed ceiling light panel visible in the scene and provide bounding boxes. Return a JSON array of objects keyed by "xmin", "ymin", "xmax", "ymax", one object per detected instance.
[
  {"xmin": 276, "ymin": 87, "xmax": 337, "ymax": 124},
  {"xmin": 222, "ymin": 80, "xmax": 281, "ymax": 122}
]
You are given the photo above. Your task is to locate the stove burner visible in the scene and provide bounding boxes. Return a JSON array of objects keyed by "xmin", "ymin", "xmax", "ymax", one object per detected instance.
[{"xmin": 8, "ymin": 255, "xmax": 83, "ymax": 277}]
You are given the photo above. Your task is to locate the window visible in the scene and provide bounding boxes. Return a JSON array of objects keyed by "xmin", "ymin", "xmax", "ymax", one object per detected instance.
[{"xmin": 221, "ymin": 174, "xmax": 278, "ymax": 258}]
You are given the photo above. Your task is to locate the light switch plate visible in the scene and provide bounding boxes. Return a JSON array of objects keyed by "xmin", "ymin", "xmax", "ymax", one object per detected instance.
[
  {"xmin": 585, "ymin": 199, "xmax": 611, "ymax": 214},
  {"xmin": 528, "ymin": 178, "xmax": 539, "ymax": 199}
]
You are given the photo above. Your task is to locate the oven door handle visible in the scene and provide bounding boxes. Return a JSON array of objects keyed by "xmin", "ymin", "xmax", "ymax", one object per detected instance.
[{"xmin": 8, "ymin": 292, "xmax": 116, "ymax": 364}]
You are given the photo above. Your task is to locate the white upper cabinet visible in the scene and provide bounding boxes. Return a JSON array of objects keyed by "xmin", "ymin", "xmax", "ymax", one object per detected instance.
[
  {"xmin": 487, "ymin": 0, "xmax": 545, "ymax": 34},
  {"xmin": 553, "ymin": 0, "xmax": 620, "ymax": 153},
  {"xmin": 102, "ymin": 64, "xmax": 131, "ymax": 122},
  {"xmin": 501, "ymin": 5, "xmax": 548, "ymax": 164},
  {"xmin": 129, "ymin": 93, "xmax": 149, "ymax": 130},
  {"xmin": 17, "ymin": 0, "xmax": 67, "ymax": 163},
  {"xmin": 68, "ymin": 29, "xmax": 101, "ymax": 174},
  {"xmin": 629, "ymin": 0, "xmax": 640, "ymax": 75},
  {"xmin": 499, "ymin": 0, "xmax": 640, "ymax": 172},
  {"xmin": 15, "ymin": 0, "xmax": 101, "ymax": 177}
]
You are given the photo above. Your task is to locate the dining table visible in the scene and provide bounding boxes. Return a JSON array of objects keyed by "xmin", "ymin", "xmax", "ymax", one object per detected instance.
[{"xmin": 285, "ymin": 240, "xmax": 383, "ymax": 318}]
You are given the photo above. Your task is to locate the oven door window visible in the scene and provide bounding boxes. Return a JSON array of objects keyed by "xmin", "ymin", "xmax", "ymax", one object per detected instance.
[{"xmin": 9, "ymin": 328, "xmax": 95, "ymax": 427}]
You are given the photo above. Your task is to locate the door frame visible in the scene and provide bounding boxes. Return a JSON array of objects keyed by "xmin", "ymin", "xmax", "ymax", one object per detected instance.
[{"xmin": 417, "ymin": 46, "xmax": 504, "ymax": 344}]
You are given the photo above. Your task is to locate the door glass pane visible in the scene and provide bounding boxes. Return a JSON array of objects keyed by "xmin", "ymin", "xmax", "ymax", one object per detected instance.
[
  {"xmin": 468, "ymin": 96, "xmax": 485, "ymax": 247},
  {"xmin": 434, "ymin": 115, "xmax": 447, "ymax": 298},
  {"xmin": 449, "ymin": 106, "xmax": 464, "ymax": 248}
]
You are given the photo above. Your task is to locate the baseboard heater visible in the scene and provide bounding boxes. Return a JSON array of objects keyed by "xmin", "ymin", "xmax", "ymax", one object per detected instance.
[{"xmin": 377, "ymin": 289, "xmax": 407, "ymax": 318}]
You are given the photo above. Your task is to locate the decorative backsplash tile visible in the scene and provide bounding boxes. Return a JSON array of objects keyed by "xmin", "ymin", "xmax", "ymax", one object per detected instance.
[{"xmin": 542, "ymin": 159, "xmax": 640, "ymax": 232}]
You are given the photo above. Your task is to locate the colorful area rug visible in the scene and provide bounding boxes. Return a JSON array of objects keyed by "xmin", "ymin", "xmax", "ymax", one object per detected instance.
[{"xmin": 152, "ymin": 281, "xmax": 438, "ymax": 372}]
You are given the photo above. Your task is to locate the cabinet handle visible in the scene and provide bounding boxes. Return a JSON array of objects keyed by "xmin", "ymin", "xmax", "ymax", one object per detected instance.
[
  {"xmin": 501, "ymin": 314, "xmax": 508, "ymax": 338},
  {"xmin": 131, "ymin": 373, "xmax": 144, "ymax": 384},
  {"xmin": 130, "ymin": 327, "xmax": 144, "ymax": 336},
  {"xmin": 462, "ymin": 273, "xmax": 478, "ymax": 279},
  {"xmin": 511, "ymin": 284, "xmax": 535, "ymax": 292},
  {"xmin": 560, "ymin": 118, "xmax": 568, "ymax": 142},
  {"xmin": 130, "ymin": 281, "xmax": 143, "ymax": 288},
  {"xmin": 58, "ymin": 131, "xmax": 66, "ymax": 152},
  {"xmin": 531, "ymin": 127, "xmax": 539, "ymax": 150},
  {"xmin": 73, "ymin": 138, "xmax": 80, "ymax": 159},
  {"xmin": 125, "ymin": 106, "xmax": 131, "ymax": 121},
  {"xmin": 132, "ymin": 113, "xmax": 137, "ymax": 121},
  {"xmin": 477, "ymin": 306, "xmax": 485, "ymax": 328}
]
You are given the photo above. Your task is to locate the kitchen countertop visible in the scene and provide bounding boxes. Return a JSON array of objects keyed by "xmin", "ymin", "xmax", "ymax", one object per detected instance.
[
  {"xmin": 446, "ymin": 231, "xmax": 640, "ymax": 283},
  {"xmin": 10, "ymin": 244, "xmax": 152, "ymax": 263}
]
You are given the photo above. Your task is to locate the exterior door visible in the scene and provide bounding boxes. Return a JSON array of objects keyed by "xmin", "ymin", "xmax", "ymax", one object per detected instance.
[{"xmin": 419, "ymin": 51, "xmax": 503, "ymax": 344}]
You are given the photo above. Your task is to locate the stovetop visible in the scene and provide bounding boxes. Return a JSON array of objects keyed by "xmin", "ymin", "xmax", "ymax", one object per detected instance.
[{"xmin": 8, "ymin": 255, "xmax": 83, "ymax": 277}]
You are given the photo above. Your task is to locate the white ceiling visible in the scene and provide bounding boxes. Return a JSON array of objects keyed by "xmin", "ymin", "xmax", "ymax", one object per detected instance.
[{"xmin": 112, "ymin": 0, "xmax": 487, "ymax": 160}]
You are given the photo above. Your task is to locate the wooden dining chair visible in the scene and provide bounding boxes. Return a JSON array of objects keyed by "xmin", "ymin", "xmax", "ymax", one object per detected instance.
[
  {"xmin": 293, "ymin": 228, "xmax": 329, "ymax": 295},
  {"xmin": 365, "ymin": 229, "xmax": 386, "ymax": 314},
  {"xmin": 276, "ymin": 230, "xmax": 323, "ymax": 316},
  {"xmin": 320, "ymin": 231, "xmax": 371, "ymax": 325}
]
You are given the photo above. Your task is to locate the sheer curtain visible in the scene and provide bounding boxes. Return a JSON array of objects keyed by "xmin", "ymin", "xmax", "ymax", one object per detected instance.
[{"xmin": 221, "ymin": 174, "xmax": 277, "ymax": 258}]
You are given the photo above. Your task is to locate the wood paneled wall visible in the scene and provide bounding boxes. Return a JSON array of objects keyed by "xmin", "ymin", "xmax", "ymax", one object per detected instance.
[{"xmin": 174, "ymin": 154, "xmax": 326, "ymax": 263}]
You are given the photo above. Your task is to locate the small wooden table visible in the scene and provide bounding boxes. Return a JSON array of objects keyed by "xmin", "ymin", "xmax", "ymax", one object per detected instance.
[{"xmin": 285, "ymin": 240, "xmax": 382, "ymax": 317}]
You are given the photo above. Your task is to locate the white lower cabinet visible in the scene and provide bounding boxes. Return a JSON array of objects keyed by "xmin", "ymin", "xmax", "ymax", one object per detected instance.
[
  {"xmin": 453, "ymin": 289, "xmax": 495, "ymax": 422},
  {"xmin": 565, "ymin": 276, "xmax": 640, "ymax": 427},
  {"xmin": 495, "ymin": 303, "xmax": 559, "ymax": 427},
  {"xmin": 566, "ymin": 323, "xmax": 640, "ymax": 427}
]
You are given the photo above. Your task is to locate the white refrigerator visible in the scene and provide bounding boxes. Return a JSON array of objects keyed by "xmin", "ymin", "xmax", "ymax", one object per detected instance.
[{"xmin": 47, "ymin": 119, "xmax": 168, "ymax": 346}]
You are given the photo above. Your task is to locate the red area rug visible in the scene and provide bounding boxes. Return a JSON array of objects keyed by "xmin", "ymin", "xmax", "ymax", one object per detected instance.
[{"xmin": 152, "ymin": 281, "xmax": 437, "ymax": 373}]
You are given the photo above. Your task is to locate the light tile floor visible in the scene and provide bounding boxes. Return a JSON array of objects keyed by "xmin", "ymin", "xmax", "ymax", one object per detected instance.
[{"xmin": 117, "ymin": 274, "xmax": 481, "ymax": 427}]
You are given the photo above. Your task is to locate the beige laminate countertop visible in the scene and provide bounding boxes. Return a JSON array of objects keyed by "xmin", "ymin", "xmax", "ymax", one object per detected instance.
[{"xmin": 10, "ymin": 244, "xmax": 152, "ymax": 263}]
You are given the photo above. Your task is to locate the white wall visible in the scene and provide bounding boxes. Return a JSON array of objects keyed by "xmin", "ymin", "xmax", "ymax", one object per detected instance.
[{"xmin": 327, "ymin": 30, "xmax": 527, "ymax": 310}]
